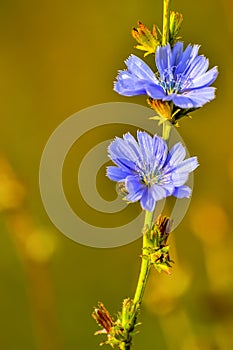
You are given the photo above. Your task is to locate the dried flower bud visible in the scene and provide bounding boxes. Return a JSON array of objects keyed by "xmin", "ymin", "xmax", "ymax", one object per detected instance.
[
  {"xmin": 148, "ymin": 98, "xmax": 172, "ymax": 122},
  {"xmin": 116, "ymin": 182, "xmax": 129, "ymax": 199},
  {"xmin": 92, "ymin": 302, "xmax": 113, "ymax": 335},
  {"xmin": 143, "ymin": 216, "xmax": 174, "ymax": 274},
  {"xmin": 156, "ymin": 215, "xmax": 172, "ymax": 237},
  {"xmin": 132, "ymin": 21, "xmax": 160, "ymax": 56}
]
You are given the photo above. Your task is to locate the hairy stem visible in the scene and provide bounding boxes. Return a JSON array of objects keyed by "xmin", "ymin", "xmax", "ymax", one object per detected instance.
[
  {"xmin": 162, "ymin": 121, "xmax": 172, "ymax": 142},
  {"xmin": 162, "ymin": 0, "xmax": 172, "ymax": 142},
  {"xmin": 117, "ymin": 3, "xmax": 172, "ymax": 349},
  {"xmin": 120, "ymin": 343, "xmax": 131, "ymax": 350},
  {"xmin": 162, "ymin": 0, "xmax": 171, "ymax": 45},
  {"xmin": 125, "ymin": 124, "xmax": 172, "ymax": 349},
  {"xmin": 133, "ymin": 211, "xmax": 154, "ymax": 307},
  {"xmin": 123, "ymin": 211, "xmax": 154, "ymax": 350}
]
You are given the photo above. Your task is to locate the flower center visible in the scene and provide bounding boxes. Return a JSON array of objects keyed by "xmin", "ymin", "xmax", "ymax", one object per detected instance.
[
  {"xmin": 158, "ymin": 68, "xmax": 193, "ymax": 95},
  {"xmin": 140, "ymin": 168, "xmax": 163, "ymax": 187}
]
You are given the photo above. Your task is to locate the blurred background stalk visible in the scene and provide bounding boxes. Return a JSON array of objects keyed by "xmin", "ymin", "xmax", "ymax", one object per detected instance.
[{"xmin": 0, "ymin": 155, "xmax": 62, "ymax": 350}]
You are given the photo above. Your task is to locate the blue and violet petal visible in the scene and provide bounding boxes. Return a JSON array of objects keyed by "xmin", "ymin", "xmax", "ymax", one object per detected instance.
[
  {"xmin": 107, "ymin": 132, "xmax": 199, "ymax": 212},
  {"xmin": 114, "ymin": 42, "xmax": 218, "ymax": 109}
]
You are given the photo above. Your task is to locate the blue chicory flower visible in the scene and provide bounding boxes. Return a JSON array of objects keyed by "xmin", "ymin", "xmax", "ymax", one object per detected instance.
[
  {"xmin": 107, "ymin": 131, "xmax": 198, "ymax": 212},
  {"xmin": 114, "ymin": 42, "xmax": 218, "ymax": 109}
]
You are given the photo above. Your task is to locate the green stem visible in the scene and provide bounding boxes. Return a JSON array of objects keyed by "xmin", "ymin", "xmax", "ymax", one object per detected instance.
[
  {"xmin": 121, "ymin": 211, "xmax": 153, "ymax": 350},
  {"xmin": 126, "ymin": 128, "xmax": 171, "ymax": 350},
  {"xmin": 132, "ymin": 121, "xmax": 171, "ymax": 313},
  {"xmin": 120, "ymin": 343, "xmax": 130, "ymax": 350},
  {"xmin": 162, "ymin": 0, "xmax": 171, "ymax": 142},
  {"xmin": 133, "ymin": 210, "xmax": 154, "ymax": 307},
  {"xmin": 162, "ymin": 121, "xmax": 171, "ymax": 142},
  {"xmin": 162, "ymin": 0, "xmax": 171, "ymax": 45},
  {"xmin": 122, "ymin": 4, "xmax": 172, "ymax": 349}
]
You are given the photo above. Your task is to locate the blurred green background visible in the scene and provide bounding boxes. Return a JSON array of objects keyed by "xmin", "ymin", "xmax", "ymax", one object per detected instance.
[{"xmin": 0, "ymin": 0, "xmax": 233, "ymax": 349}]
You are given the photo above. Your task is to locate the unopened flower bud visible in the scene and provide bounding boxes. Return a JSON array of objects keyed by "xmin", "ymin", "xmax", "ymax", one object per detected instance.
[{"xmin": 169, "ymin": 11, "xmax": 183, "ymax": 46}]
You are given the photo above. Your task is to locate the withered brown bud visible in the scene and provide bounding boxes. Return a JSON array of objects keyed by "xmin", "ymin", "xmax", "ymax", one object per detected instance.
[
  {"xmin": 116, "ymin": 182, "xmax": 129, "ymax": 199},
  {"xmin": 92, "ymin": 302, "xmax": 114, "ymax": 334},
  {"xmin": 147, "ymin": 98, "xmax": 172, "ymax": 121},
  {"xmin": 156, "ymin": 215, "xmax": 171, "ymax": 233}
]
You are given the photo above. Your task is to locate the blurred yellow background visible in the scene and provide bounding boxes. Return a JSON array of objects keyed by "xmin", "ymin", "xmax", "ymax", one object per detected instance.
[{"xmin": 0, "ymin": 0, "xmax": 233, "ymax": 349}]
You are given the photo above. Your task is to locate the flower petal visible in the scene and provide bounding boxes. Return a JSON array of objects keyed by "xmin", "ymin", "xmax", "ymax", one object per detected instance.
[
  {"xmin": 189, "ymin": 66, "xmax": 218, "ymax": 90},
  {"xmin": 171, "ymin": 157, "xmax": 198, "ymax": 185},
  {"xmin": 111, "ymin": 158, "xmax": 137, "ymax": 172},
  {"xmin": 125, "ymin": 54, "xmax": 158, "ymax": 84},
  {"xmin": 161, "ymin": 183, "xmax": 175, "ymax": 196},
  {"xmin": 150, "ymin": 184, "xmax": 167, "ymax": 201},
  {"xmin": 145, "ymin": 84, "xmax": 166, "ymax": 99},
  {"xmin": 137, "ymin": 131, "xmax": 154, "ymax": 163},
  {"xmin": 156, "ymin": 44, "xmax": 172, "ymax": 77},
  {"xmin": 176, "ymin": 44, "xmax": 200, "ymax": 75},
  {"xmin": 106, "ymin": 166, "xmax": 131, "ymax": 181},
  {"xmin": 140, "ymin": 189, "xmax": 156, "ymax": 211},
  {"xmin": 171, "ymin": 42, "xmax": 184, "ymax": 67},
  {"xmin": 114, "ymin": 71, "xmax": 147, "ymax": 96},
  {"xmin": 125, "ymin": 175, "xmax": 145, "ymax": 202},
  {"xmin": 173, "ymin": 185, "xmax": 192, "ymax": 198},
  {"xmin": 164, "ymin": 142, "xmax": 186, "ymax": 168},
  {"xmin": 183, "ymin": 55, "xmax": 209, "ymax": 81},
  {"xmin": 152, "ymin": 135, "xmax": 168, "ymax": 169},
  {"xmin": 108, "ymin": 137, "xmax": 138, "ymax": 163},
  {"xmin": 175, "ymin": 157, "xmax": 199, "ymax": 173},
  {"xmin": 123, "ymin": 132, "xmax": 143, "ymax": 162},
  {"xmin": 169, "ymin": 94, "xmax": 194, "ymax": 108},
  {"xmin": 172, "ymin": 87, "xmax": 216, "ymax": 108},
  {"xmin": 171, "ymin": 171, "xmax": 189, "ymax": 186}
]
